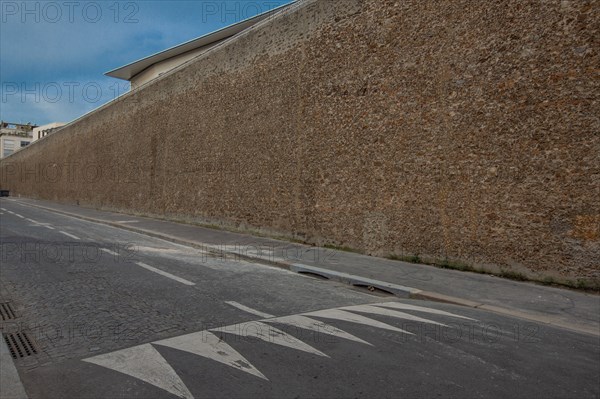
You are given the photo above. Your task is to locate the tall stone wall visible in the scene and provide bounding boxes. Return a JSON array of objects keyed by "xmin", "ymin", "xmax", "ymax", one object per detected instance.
[{"xmin": 1, "ymin": 0, "xmax": 598, "ymax": 283}]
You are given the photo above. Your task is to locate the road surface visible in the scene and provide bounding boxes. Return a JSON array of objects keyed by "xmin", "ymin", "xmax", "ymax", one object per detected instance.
[{"xmin": 0, "ymin": 198, "xmax": 598, "ymax": 398}]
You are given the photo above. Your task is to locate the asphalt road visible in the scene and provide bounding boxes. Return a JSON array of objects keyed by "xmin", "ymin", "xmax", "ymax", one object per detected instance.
[{"xmin": 0, "ymin": 198, "xmax": 598, "ymax": 399}]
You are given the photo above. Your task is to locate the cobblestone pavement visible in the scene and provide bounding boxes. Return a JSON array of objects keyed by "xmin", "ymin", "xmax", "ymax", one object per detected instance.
[{"xmin": 1, "ymin": 199, "xmax": 599, "ymax": 399}]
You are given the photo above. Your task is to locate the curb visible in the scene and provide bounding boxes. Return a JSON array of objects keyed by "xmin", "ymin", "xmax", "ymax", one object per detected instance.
[
  {"xmin": 289, "ymin": 263, "xmax": 422, "ymax": 298},
  {"xmin": 9, "ymin": 199, "xmax": 600, "ymax": 338},
  {"xmin": 11, "ymin": 200, "xmax": 425, "ymax": 298}
]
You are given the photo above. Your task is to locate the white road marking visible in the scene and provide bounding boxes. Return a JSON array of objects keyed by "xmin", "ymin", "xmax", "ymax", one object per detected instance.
[
  {"xmin": 0, "ymin": 208, "xmax": 6, "ymax": 211},
  {"xmin": 83, "ymin": 344, "xmax": 193, "ymax": 399},
  {"xmin": 341, "ymin": 304, "xmax": 448, "ymax": 326},
  {"xmin": 375, "ymin": 302, "xmax": 476, "ymax": 321},
  {"xmin": 59, "ymin": 231, "xmax": 80, "ymax": 240},
  {"xmin": 225, "ymin": 301, "xmax": 275, "ymax": 318},
  {"xmin": 265, "ymin": 314, "xmax": 372, "ymax": 346},
  {"xmin": 100, "ymin": 248, "xmax": 119, "ymax": 256},
  {"xmin": 23, "ymin": 218, "xmax": 55, "ymax": 229},
  {"xmin": 7, "ymin": 211, "xmax": 14, "ymax": 214},
  {"xmin": 83, "ymin": 301, "xmax": 473, "ymax": 391},
  {"xmin": 212, "ymin": 321, "xmax": 329, "ymax": 357},
  {"xmin": 135, "ymin": 262, "xmax": 195, "ymax": 286},
  {"xmin": 155, "ymin": 331, "xmax": 267, "ymax": 380},
  {"xmin": 304, "ymin": 309, "xmax": 413, "ymax": 335},
  {"xmin": 14, "ymin": 213, "xmax": 24, "ymax": 218}
]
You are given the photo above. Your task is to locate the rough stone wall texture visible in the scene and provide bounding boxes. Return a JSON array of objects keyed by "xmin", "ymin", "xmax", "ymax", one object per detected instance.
[{"xmin": 1, "ymin": 0, "xmax": 599, "ymax": 283}]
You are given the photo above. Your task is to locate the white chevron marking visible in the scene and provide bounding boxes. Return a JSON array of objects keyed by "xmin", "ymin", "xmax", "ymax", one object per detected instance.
[
  {"xmin": 155, "ymin": 331, "xmax": 267, "ymax": 380},
  {"xmin": 265, "ymin": 314, "xmax": 372, "ymax": 346},
  {"xmin": 374, "ymin": 302, "xmax": 476, "ymax": 320},
  {"xmin": 83, "ymin": 343, "xmax": 193, "ymax": 399},
  {"xmin": 82, "ymin": 301, "xmax": 472, "ymax": 391},
  {"xmin": 341, "ymin": 305, "xmax": 448, "ymax": 326},
  {"xmin": 212, "ymin": 321, "xmax": 329, "ymax": 357},
  {"xmin": 304, "ymin": 309, "xmax": 413, "ymax": 335}
]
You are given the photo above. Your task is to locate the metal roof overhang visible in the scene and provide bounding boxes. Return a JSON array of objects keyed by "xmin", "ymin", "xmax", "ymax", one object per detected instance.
[{"xmin": 104, "ymin": 2, "xmax": 294, "ymax": 81}]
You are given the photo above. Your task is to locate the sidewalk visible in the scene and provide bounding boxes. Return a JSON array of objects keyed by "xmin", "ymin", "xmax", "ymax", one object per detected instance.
[{"xmin": 7, "ymin": 197, "xmax": 600, "ymax": 337}]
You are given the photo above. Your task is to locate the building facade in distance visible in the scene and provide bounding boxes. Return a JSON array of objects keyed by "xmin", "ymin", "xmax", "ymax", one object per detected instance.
[
  {"xmin": 32, "ymin": 122, "xmax": 66, "ymax": 142},
  {"xmin": 0, "ymin": 121, "xmax": 37, "ymax": 159}
]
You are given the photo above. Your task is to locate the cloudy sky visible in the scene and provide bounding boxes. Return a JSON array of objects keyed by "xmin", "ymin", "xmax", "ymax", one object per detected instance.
[{"xmin": 0, "ymin": 0, "xmax": 291, "ymax": 126}]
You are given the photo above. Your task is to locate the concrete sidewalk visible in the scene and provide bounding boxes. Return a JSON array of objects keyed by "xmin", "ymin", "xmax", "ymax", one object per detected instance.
[{"xmin": 6, "ymin": 197, "xmax": 599, "ymax": 337}]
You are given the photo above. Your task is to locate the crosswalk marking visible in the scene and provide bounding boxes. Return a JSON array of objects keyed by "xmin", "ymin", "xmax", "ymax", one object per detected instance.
[
  {"xmin": 374, "ymin": 302, "xmax": 476, "ymax": 321},
  {"xmin": 341, "ymin": 304, "xmax": 448, "ymax": 326},
  {"xmin": 155, "ymin": 331, "xmax": 267, "ymax": 380},
  {"xmin": 212, "ymin": 321, "xmax": 329, "ymax": 358},
  {"xmin": 83, "ymin": 343, "xmax": 193, "ymax": 399},
  {"xmin": 265, "ymin": 314, "xmax": 372, "ymax": 346},
  {"xmin": 305, "ymin": 309, "xmax": 414, "ymax": 335}
]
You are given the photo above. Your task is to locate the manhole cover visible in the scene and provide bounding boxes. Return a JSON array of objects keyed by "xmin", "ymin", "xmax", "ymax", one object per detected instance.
[
  {"xmin": 4, "ymin": 332, "xmax": 38, "ymax": 359},
  {"xmin": 0, "ymin": 302, "xmax": 16, "ymax": 320}
]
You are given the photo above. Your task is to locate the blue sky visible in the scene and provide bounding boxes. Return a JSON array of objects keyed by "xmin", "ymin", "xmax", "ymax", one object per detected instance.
[{"xmin": 0, "ymin": 1, "xmax": 291, "ymax": 126}]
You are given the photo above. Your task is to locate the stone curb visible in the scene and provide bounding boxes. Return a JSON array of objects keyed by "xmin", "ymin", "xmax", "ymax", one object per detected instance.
[
  {"xmin": 10, "ymin": 199, "xmax": 600, "ymax": 338},
  {"xmin": 289, "ymin": 263, "xmax": 422, "ymax": 298},
  {"xmin": 10, "ymin": 200, "xmax": 425, "ymax": 299}
]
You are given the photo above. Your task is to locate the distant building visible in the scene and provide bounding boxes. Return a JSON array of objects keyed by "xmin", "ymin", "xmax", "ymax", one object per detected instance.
[
  {"xmin": 0, "ymin": 121, "xmax": 37, "ymax": 159},
  {"xmin": 32, "ymin": 122, "xmax": 66, "ymax": 142},
  {"xmin": 105, "ymin": 3, "xmax": 293, "ymax": 89}
]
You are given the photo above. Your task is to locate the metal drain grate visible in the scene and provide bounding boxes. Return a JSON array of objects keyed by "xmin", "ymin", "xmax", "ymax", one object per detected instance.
[
  {"xmin": 0, "ymin": 302, "xmax": 16, "ymax": 320},
  {"xmin": 4, "ymin": 332, "xmax": 38, "ymax": 359}
]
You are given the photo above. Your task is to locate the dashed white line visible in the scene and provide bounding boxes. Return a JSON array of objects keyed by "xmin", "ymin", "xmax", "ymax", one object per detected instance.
[
  {"xmin": 59, "ymin": 231, "xmax": 80, "ymax": 240},
  {"xmin": 14, "ymin": 213, "xmax": 25, "ymax": 218},
  {"xmin": 100, "ymin": 248, "xmax": 119, "ymax": 256},
  {"xmin": 225, "ymin": 301, "xmax": 275, "ymax": 318},
  {"xmin": 22, "ymin": 217, "xmax": 56, "ymax": 230},
  {"xmin": 135, "ymin": 262, "xmax": 195, "ymax": 286},
  {"xmin": 0, "ymin": 208, "xmax": 6, "ymax": 211}
]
